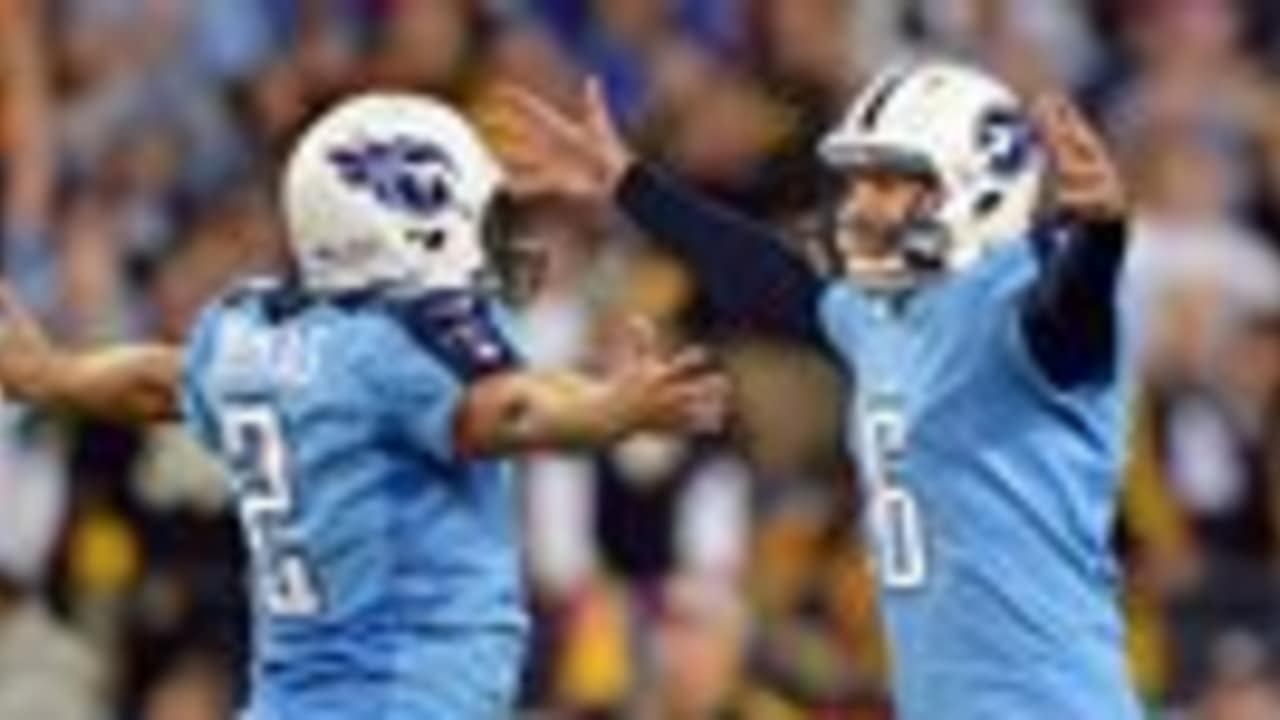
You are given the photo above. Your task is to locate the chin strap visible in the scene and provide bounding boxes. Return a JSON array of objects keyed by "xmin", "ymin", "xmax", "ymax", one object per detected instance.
[
  {"xmin": 897, "ymin": 219, "xmax": 950, "ymax": 272},
  {"xmin": 895, "ymin": 189, "xmax": 951, "ymax": 272}
]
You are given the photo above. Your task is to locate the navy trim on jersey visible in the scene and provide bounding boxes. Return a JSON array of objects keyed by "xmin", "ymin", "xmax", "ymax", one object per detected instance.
[
  {"xmin": 388, "ymin": 291, "xmax": 522, "ymax": 383},
  {"xmin": 217, "ymin": 277, "xmax": 521, "ymax": 384},
  {"xmin": 616, "ymin": 163, "xmax": 833, "ymax": 355}
]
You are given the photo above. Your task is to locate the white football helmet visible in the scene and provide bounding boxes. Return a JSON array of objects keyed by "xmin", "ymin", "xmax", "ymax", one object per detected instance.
[
  {"xmin": 819, "ymin": 60, "xmax": 1044, "ymax": 273},
  {"xmin": 282, "ymin": 93, "xmax": 503, "ymax": 294}
]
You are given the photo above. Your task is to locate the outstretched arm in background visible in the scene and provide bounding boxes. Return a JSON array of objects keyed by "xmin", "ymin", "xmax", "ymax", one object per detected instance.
[
  {"xmin": 0, "ymin": 6, "xmax": 178, "ymax": 423},
  {"xmin": 2, "ymin": 0, "xmax": 60, "ymax": 315},
  {"xmin": 487, "ymin": 81, "xmax": 830, "ymax": 350},
  {"xmin": 0, "ymin": 285, "xmax": 727, "ymax": 453},
  {"xmin": 1, "ymin": 0, "xmax": 54, "ymax": 235},
  {"xmin": 0, "ymin": 285, "xmax": 183, "ymax": 423}
]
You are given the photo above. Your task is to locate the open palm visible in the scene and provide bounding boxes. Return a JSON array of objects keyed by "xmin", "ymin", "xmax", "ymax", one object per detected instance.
[
  {"xmin": 484, "ymin": 79, "xmax": 634, "ymax": 203},
  {"xmin": 1030, "ymin": 93, "xmax": 1127, "ymax": 221},
  {"xmin": 604, "ymin": 317, "xmax": 728, "ymax": 436}
]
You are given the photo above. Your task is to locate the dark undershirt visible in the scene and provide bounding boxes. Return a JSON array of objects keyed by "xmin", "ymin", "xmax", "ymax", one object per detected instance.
[
  {"xmin": 1020, "ymin": 216, "xmax": 1128, "ymax": 386},
  {"xmin": 615, "ymin": 163, "xmax": 1128, "ymax": 389}
]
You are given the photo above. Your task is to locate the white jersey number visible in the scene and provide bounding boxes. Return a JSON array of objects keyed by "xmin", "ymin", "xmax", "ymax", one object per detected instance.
[
  {"xmin": 865, "ymin": 404, "xmax": 928, "ymax": 589},
  {"xmin": 222, "ymin": 404, "xmax": 323, "ymax": 617}
]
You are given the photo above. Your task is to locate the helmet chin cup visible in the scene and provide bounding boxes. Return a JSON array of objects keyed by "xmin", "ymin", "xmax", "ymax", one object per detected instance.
[
  {"xmin": 838, "ymin": 188, "xmax": 949, "ymax": 287},
  {"xmin": 844, "ymin": 219, "xmax": 949, "ymax": 291},
  {"xmin": 898, "ymin": 218, "xmax": 949, "ymax": 273}
]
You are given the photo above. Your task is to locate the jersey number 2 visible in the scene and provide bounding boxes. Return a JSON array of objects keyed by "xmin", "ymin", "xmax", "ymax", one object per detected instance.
[
  {"xmin": 223, "ymin": 405, "xmax": 323, "ymax": 617},
  {"xmin": 866, "ymin": 406, "xmax": 927, "ymax": 589}
]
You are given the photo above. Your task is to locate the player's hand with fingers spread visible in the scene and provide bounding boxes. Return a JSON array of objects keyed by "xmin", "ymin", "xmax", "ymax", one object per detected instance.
[
  {"xmin": 485, "ymin": 78, "xmax": 635, "ymax": 204},
  {"xmin": 602, "ymin": 318, "xmax": 730, "ymax": 437},
  {"xmin": 457, "ymin": 317, "xmax": 728, "ymax": 456},
  {"xmin": 1030, "ymin": 93, "xmax": 1128, "ymax": 222}
]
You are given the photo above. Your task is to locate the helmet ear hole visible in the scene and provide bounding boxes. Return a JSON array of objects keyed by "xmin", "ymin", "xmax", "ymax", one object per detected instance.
[
  {"xmin": 425, "ymin": 230, "xmax": 447, "ymax": 251},
  {"xmin": 427, "ymin": 177, "xmax": 451, "ymax": 208},
  {"xmin": 974, "ymin": 190, "xmax": 1003, "ymax": 218},
  {"xmin": 407, "ymin": 229, "xmax": 448, "ymax": 252}
]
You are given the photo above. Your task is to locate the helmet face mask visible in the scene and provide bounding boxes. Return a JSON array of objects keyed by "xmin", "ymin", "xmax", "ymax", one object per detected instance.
[
  {"xmin": 833, "ymin": 166, "xmax": 944, "ymax": 276},
  {"xmin": 819, "ymin": 60, "xmax": 1044, "ymax": 287},
  {"xmin": 478, "ymin": 192, "xmax": 548, "ymax": 306}
]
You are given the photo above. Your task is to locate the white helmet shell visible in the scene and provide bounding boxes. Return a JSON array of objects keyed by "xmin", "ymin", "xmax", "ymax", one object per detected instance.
[
  {"xmin": 820, "ymin": 60, "xmax": 1044, "ymax": 270},
  {"xmin": 282, "ymin": 93, "xmax": 503, "ymax": 294}
]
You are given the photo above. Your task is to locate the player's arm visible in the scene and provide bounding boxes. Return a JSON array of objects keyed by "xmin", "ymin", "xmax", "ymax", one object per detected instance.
[
  {"xmin": 2, "ymin": 0, "xmax": 54, "ymax": 233},
  {"xmin": 0, "ymin": 284, "xmax": 180, "ymax": 423},
  {"xmin": 489, "ymin": 82, "xmax": 830, "ymax": 349},
  {"xmin": 454, "ymin": 326, "xmax": 727, "ymax": 457},
  {"xmin": 1021, "ymin": 94, "xmax": 1130, "ymax": 388},
  {"xmin": 379, "ymin": 306, "xmax": 728, "ymax": 461}
]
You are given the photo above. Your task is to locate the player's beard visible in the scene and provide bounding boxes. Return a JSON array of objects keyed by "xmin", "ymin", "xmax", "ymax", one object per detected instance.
[{"xmin": 836, "ymin": 214, "xmax": 915, "ymax": 281}]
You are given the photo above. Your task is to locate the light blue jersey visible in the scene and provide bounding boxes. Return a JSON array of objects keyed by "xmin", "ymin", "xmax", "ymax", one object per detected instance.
[
  {"xmin": 819, "ymin": 241, "xmax": 1142, "ymax": 720},
  {"xmin": 179, "ymin": 280, "xmax": 528, "ymax": 720}
]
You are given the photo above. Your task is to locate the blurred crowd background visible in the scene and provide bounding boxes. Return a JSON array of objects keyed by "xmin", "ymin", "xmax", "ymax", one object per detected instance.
[{"xmin": 1, "ymin": 0, "xmax": 1280, "ymax": 718}]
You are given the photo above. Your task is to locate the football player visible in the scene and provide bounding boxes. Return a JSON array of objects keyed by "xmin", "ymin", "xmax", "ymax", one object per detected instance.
[
  {"xmin": 491, "ymin": 61, "xmax": 1140, "ymax": 719},
  {"xmin": 0, "ymin": 94, "xmax": 728, "ymax": 720}
]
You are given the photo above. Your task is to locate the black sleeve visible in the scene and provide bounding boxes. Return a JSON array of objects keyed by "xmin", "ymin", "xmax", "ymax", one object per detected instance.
[
  {"xmin": 1021, "ymin": 217, "xmax": 1129, "ymax": 389},
  {"xmin": 615, "ymin": 163, "xmax": 830, "ymax": 350}
]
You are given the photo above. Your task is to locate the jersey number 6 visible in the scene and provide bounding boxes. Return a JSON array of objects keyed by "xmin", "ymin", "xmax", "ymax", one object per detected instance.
[
  {"xmin": 223, "ymin": 404, "xmax": 323, "ymax": 617},
  {"xmin": 865, "ymin": 404, "xmax": 928, "ymax": 589}
]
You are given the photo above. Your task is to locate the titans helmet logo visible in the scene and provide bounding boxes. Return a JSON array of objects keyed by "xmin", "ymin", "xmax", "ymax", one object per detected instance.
[
  {"xmin": 328, "ymin": 137, "xmax": 457, "ymax": 218},
  {"xmin": 977, "ymin": 107, "xmax": 1036, "ymax": 178}
]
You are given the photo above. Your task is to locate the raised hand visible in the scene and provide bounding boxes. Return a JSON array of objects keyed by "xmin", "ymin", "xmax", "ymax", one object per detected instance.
[
  {"xmin": 604, "ymin": 317, "xmax": 729, "ymax": 436},
  {"xmin": 1030, "ymin": 93, "xmax": 1128, "ymax": 222},
  {"xmin": 483, "ymin": 78, "xmax": 634, "ymax": 203}
]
